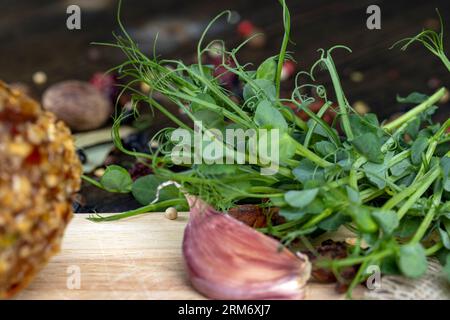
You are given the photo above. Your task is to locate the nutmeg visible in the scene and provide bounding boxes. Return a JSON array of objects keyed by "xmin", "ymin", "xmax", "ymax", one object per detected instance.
[{"xmin": 42, "ymin": 80, "xmax": 112, "ymax": 131}]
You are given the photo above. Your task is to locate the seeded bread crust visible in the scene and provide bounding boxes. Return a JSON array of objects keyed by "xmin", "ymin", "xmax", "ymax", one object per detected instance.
[{"xmin": 0, "ymin": 81, "xmax": 82, "ymax": 299}]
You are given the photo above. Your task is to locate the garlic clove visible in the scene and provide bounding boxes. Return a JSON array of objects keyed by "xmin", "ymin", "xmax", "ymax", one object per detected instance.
[{"xmin": 183, "ymin": 196, "xmax": 311, "ymax": 300}]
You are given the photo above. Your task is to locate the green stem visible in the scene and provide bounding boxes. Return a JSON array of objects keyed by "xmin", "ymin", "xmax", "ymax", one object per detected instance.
[
  {"xmin": 301, "ymin": 208, "xmax": 333, "ymax": 229},
  {"xmin": 382, "ymin": 166, "xmax": 439, "ymax": 214},
  {"xmin": 317, "ymin": 248, "xmax": 393, "ymax": 268},
  {"xmin": 303, "ymin": 101, "xmax": 333, "ymax": 148},
  {"xmin": 323, "ymin": 56, "xmax": 354, "ymax": 140},
  {"xmin": 346, "ymin": 260, "xmax": 369, "ymax": 299},
  {"xmin": 413, "ymin": 119, "xmax": 450, "ymax": 182},
  {"xmin": 349, "ymin": 157, "xmax": 367, "ymax": 190},
  {"xmin": 87, "ymin": 198, "xmax": 187, "ymax": 222},
  {"xmin": 247, "ymin": 186, "xmax": 282, "ymax": 194},
  {"xmin": 396, "ymin": 168, "xmax": 440, "ymax": 219},
  {"xmin": 280, "ymin": 107, "xmax": 307, "ymax": 131},
  {"xmin": 383, "ymin": 87, "xmax": 446, "ymax": 132},
  {"xmin": 294, "ymin": 141, "xmax": 333, "ymax": 168},
  {"xmin": 82, "ymin": 175, "xmax": 103, "ymax": 190},
  {"xmin": 410, "ymin": 190, "xmax": 443, "ymax": 244},
  {"xmin": 425, "ymin": 242, "xmax": 443, "ymax": 256},
  {"xmin": 440, "ymin": 54, "xmax": 450, "ymax": 73},
  {"xmin": 275, "ymin": 0, "xmax": 290, "ymax": 99},
  {"xmin": 146, "ymin": 96, "xmax": 191, "ymax": 130}
]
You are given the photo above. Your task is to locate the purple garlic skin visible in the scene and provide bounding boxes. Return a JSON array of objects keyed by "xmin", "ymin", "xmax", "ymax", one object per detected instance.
[{"xmin": 183, "ymin": 196, "xmax": 311, "ymax": 300}]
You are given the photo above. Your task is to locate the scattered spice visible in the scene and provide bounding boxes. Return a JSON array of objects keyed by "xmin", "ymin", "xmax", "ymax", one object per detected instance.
[{"xmin": 164, "ymin": 207, "xmax": 178, "ymax": 220}]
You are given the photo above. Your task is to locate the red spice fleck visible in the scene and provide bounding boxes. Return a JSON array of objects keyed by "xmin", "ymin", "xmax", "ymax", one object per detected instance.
[
  {"xmin": 237, "ymin": 20, "xmax": 254, "ymax": 37},
  {"xmin": 25, "ymin": 147, "xmax": 41, "ymax": 165}
]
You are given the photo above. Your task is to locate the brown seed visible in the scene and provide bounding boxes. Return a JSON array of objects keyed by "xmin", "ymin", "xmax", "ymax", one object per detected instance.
[
  {"xmin": 32, "ymin": 71, "xmax": 47, "ymax": 85},
  {"xmin": 164, "ymin": 207, "xmax": 178, "ymax": 220}
]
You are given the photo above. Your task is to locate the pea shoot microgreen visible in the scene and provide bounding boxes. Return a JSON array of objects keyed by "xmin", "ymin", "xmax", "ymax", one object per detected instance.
[{"xmin": 86, "ymin": 0, "xmax": 450, "ymax": 298}]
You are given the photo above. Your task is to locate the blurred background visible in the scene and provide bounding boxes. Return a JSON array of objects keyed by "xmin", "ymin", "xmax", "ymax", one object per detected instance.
[
  {"xmin": 1, "ymin": 0, "xmax": 449, "ymax": 211},
  {"xmin": 1, "ymin": 0, "xmax": 449, "ymax": 117}
]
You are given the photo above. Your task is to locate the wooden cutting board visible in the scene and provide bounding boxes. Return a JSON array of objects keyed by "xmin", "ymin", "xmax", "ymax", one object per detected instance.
[{"xmin": 15, "ymin": 213, "xmax": 362, "ymax": 300}]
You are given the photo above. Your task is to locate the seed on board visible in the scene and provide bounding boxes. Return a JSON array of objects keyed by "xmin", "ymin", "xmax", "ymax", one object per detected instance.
[
  {"xmin": 345, "ymin": 237, "xmax": 369, "ymax": 249},
  {"xmin": 32, "ymin": 71, "xmax": 47, "ymax": 85},
  {"xmin": 349, "ymin": 71, "xmax": 364, "ymax": 83},
  {"xmin": 140, "ymin": 82, "xmax": 151, "ymax": 93},
  {"xmin": 165, "ymin": 207, "xmax": 178, "ymax": 220},
  {"xmin": 94, "ymin": 168, "xmax": 105, "ymax": 177},
  {"xmin": 439, "ymin": 88, "xmax": 449, "ymax": 103},
  {"xmin": 207, "ymin": 42, "xmax": 224, "ymax": 59},
  {"xmin": 149, "ymin": 140, "xmax": 159, "ymax": 149},
  {"xmin": 353, "ymin": 100, "xmax": 370, "ymax": 115}
]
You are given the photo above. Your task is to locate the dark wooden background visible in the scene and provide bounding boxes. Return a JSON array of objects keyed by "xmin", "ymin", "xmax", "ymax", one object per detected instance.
[{"xmin": 1, "ymin": 0, "xmax": 449, "ymax": 121}]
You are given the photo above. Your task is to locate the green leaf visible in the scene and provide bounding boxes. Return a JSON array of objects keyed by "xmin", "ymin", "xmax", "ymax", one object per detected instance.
[
  {"xmin": 306, "ymin": 118, "xmax": 334, "ymax": 138},
  {"xmin": 394, "ymin": 217, "xmax": 421, "ymax": 238},
  {"xmin": 438, "ymin": 227, "xmax": 450, "ymax": 250},
  {"xmin": 371, "ymin": 210, "xmax": 399, "ymax": 235},
  {"xmin": 314, "ymin": 141, "xmax": 337, "ymax": 157},
  {"xmin": 397, "ymin": 172, "xmax": 416, "ymax": 187},
  {"xmin": 191, "ymin": 93, "xmax": 216, "ymax": 112},
  {"xmin": 346, "ymin": 186, "xmax": 361, "ymax": 204},
  {"xmin": 352, "ymin": 132, "xmax": 384, "ymax": 163},
  {"xmin": 284, "ymin": 189, "xmax": 319, "ymax": 208},
  {"xmin": 219, "ymin": 180, "xmax": 252, "ymax": 199},
  {"xmin": 380, "ymin": 256, "xmax": 401, "ymax": 275},
  {"xmin": 193, "ymin": 109, "xmax": 224, "ymax": 129},
  {"xmin": 270, "ymin": 196, "xmax": 287, "ymax": 207},
  {"xmin": 444, "ymin": 255, "xmax": 450, "ymax": 282},
  {"xmin": 278, "ymin": 133, "xmax": 297, "ymax": 161},
  {"xmin": 254, "ymin": 100, "xmax": 288, "ymax": 131},
  {"xmin": 293, "ymin": 159, "xmax": 325, "ymax": 184},
  {"xmin": 256, "ymin": 57, "xmax": 277, "ymax": 81},
  {"xmin": 131, "ymin": 175, "xmax": 179, "ymax": 205},
  {"xmin": 100, "ymin": 165, "xmax": 133, "ymax": 193},
  {"xmin": 304, "ymin": 197, "xmax": 325, "ymax": 214},
  {"xmin": 349, "ymin": 113, "xmax": 380, "ymax": 137},
  {"xmin": 363, "ymin": 162, "xmax": 387, "ymax": 189},
  {"xmin": 441, "ymin": 156, "xmax": 450, "ymax": 192},
  {"xmin": 243, "ymin": 79, "xmax": 276, "ymax": 102},
  {"xmin": 195, "ymin": 164, "xmax": 243, "ymax": 175},
  {"xmin": 405, "ymin": 118, "xmax": 421, "ymax": 140},
  {"xmin": 411, "ymin": 136, "xmax": 428, "ymax": 165},
  {"xmin": 396, "ymin": 92, "xmax": 429, "ymax": 104},
  {"xmin": 189, "ymin": 64, "xmax": 214, "ymax": 81},
  {"xmin": 441, "ymin": 156, "xmax": 450, "ymax": 177},
  {"xmin": 347, "ymin": 205, "xmax": 378, "ymax": 233},
  {"xmin": 390, "ymin": 158, "xmax": 411, "ymax": 177},
  {"xmin": 397, "ymin": 243, "xmax": 427, "ymax": 278},
  {"xmin": 444, "ymin": 219, "xmax": 450, "ymax": 235},
  {"xmin": 279, "ymin": 207, "xmax": 309, "ymax": 221},
  {"xmin": 318, "ymin": 212, "xmax": 350, "ymax": 231}
]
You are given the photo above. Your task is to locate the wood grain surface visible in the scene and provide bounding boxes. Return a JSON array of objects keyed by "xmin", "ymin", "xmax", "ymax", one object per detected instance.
[{"xmin": 15, "ymin": 213, "xmax": 362, "ymax": 300}]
